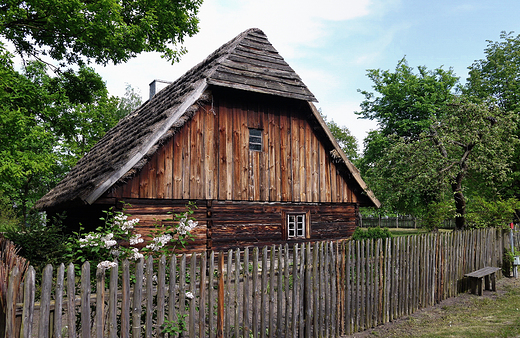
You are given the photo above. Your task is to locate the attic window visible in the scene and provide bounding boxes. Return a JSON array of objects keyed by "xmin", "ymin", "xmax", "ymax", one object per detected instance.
[{"xmin": 249, "ymin": 128, "xmax": 263, "ymax": 151}]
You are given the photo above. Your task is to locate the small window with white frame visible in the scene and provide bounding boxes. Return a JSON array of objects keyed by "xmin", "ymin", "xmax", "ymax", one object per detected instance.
[{"xmin": 287, "ymin": 214, "xmax": 305, "ymax": 238}]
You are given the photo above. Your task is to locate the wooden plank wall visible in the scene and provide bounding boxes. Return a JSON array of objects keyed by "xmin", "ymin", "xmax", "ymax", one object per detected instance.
[{"xmin": 108, "ymin": 90, "xmax": 355, "ymax": 204}]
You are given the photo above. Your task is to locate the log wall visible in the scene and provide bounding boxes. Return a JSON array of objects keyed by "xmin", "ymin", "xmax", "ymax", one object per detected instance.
[{"xmin": 118, "ymin": 199, "xmax": 357, "ymax": 252}]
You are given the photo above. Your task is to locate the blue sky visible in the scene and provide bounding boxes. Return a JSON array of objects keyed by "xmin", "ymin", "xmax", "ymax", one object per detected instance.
[{"xmin": 92, "ymin": 0, "xmax": 520, "ymax": 149}]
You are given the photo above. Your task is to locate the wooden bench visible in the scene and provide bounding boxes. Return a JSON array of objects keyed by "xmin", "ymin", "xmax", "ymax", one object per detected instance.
[{"xmin": 464, "ymin": 267, "xmax": 501, "ymax": 296}]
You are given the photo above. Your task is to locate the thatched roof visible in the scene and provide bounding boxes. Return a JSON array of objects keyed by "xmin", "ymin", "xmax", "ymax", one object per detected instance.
[{"xmin": 36, "ymin": 28, "xmax": 380, "ymax": 210}]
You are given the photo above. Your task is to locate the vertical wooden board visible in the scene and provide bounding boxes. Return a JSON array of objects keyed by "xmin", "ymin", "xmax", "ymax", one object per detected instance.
[
  {"xmin": 259, "ymin": 108, "xmax": 269, "ymax": 201},
  {"xmin": 298, "ymin": 116, "xmax": 307, "ymax": 202},
  {"xmin": 156, "ymin": 143, "xmax": 166, "ymax": 199},
  {"xmin": 225, "ymin": 250, "xmax": 233, "ymax": 337},
  {"xmin": 233, "ymin": 105, "xmax": 248, "ymax": 200},
  {"xmin": 276, "ymin": 246, "xmax": 283, "ymax": 337},
  {"xmin": 318, "ymin": 143, "xmax": 324, "ymax": 203},
  {"xmin": 280, "ymin": 108, "xmax": 291, "ymax": 201},
  {"xmin": 310, "ymin": 127, "xmax": 319, "ymax": 202},
  {"xmin": 204, "ymin": 102, "xmax": 218, "ymax": 199},
  {"xmin": 172, "ymin": 129, "xmax": 183, "ymax": 199},
  {"xmin": 243, "ymin": 248, "xmax": 250, "ymax": 336},
  {"xmin": 138, "ymin": 161, "xmax": 150, "ymax": 198},
  {"xmin": 240, "ymin": 106, "xmax": 249, "ymax": 200},
  {"xmin": 250, "ymin": 143, "xmax": 261, "ymax": 201},
  {"xmin": 268, "ymin": 106, "xmax": 281, "ymax": 201},
  {"xmin": 147, "ymin": 151, "xmax": 157, "ymax": 199},
  {"xmin": 330, "ymin": 164, "xmax": 338, "ymax": 203},
  {"xmin": 290, "ymin": 109, "xmax": 300, "ymax": 202},
  {"xmin": 182, "ymin": 120, "xmax": 191, "ymax": 200},
  {"xmin": 324, "ymin": 154, "xmax": 332, "ymax": 202},
  {"xmin": 218, "ymin": 100, "xmax": 234, "ymax": 201},
  {"xmin": 164, "ymin": 138, "xmax": 174, "ymax": 199},
  {"xmin": 92, "ymin": 275, "xmax": 105, "ymax": 338},
  {"xmin": 304, "ymin": 122, "xmax": 313, "ymax": 202},
  {"xmin": 190, "ymin": 111, "xmax": 204, "ymax": 199}
]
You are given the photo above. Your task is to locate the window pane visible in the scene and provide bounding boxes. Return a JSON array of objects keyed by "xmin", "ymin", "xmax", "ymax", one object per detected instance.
[{"xmin": 249, "ymin": 129, "xmax": 262, "ymax": 151}]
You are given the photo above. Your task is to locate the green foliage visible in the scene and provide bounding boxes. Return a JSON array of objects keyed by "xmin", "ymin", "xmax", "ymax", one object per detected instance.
[
  {"xmin": 465, "ymin": 31, "xmax": 520, "ymax": 113},
  {"xmin": 5, "ymin": 214, "xmax": 68, "ymax": 275},
  {"xmin": 0, "ymin": 0, "xmax": 202, "ymax": 66},
  {"xmin": 0, "ymin": 191, "xmax": 19, "ymax": 232},
  {"xmin": 161, "ymin": 314, "xmax": 188, "ymax": 337},
  {"xmin": 0, "ymin": 43, "xmax": 131, "ymax": 222},
  {"xmin": 464, "ymin": 31, "xmax": 520, "ymax": 200},
  {"xmin": 351, "ymin": 226, "xmax": 392, "ymax": 241},
  {"xmin": 357, "ymin": 57, "xmax": 519, "ymax": 229},
  {"xmin": 356, "ymin": 57, "xmax": 458, "ymax": 138},
  {"xmin": 466, "ymin": 197, "xmax": 520, "ymax": 228},
  {"xmin": 321, "ymin": 114, "xmax": 359, "ymax": 160}
]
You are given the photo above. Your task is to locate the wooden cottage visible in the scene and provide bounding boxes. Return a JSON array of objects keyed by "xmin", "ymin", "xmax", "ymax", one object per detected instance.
[{"xmin": 36, "ymin": 28, "xmax": 380, "ymax": 251}]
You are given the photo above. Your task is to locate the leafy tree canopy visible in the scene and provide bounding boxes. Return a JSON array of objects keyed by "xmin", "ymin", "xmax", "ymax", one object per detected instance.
[
  {"xmin": 357, "ymin": 57, "xmax": 459, "ymax": 138},
  {"xmin": 357, "ymin": 57, "xmax": 519, "ymax": 229},
  {"xmin": 0, "ymin": 44, "xmax": 137, "ymax": 224},
  {"xmin": 321, "ymin": 114, "xmax": 359, "ymax": 161},
  {"xmin": 465, "ymin": 31, "xmax": 520, "ymax": 112},
  {"xmin": 0, "ymin": 0, "xmax": 202, "ymax": 65}
]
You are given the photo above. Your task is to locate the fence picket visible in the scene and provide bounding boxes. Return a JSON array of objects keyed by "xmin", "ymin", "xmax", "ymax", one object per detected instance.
[
  {"xmin": 95, "ymin": 265, "xmax": 105, "ymax": 338},
  {"xmin": 132, "ymin": 259, "xmax": 143, "ymax": 338},
  {"xmin": 121, "ymin": 260, "xmax": 130, "ymax": 338}
]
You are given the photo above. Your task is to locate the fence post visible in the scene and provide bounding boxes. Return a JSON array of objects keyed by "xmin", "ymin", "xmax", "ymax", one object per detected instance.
[
  {"xmin": 5, "ymin": 266, "xmax": 19, "ymax": 338},
  {"xmin": 217, "ymin": 252, "xmax": 224, "ymax": 338}
]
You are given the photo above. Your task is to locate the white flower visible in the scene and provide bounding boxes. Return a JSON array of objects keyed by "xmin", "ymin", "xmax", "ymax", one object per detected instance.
[
  {"xmin": 130, "ymin": 233, "xmax": 144, "ymax": 245},
  {"xmin": 129, "ymin": 248, "xmax": 144, "ymax": 260},
  {"xmin": 97, "ymin": 261, "xmax": 118, "ymax": 270},
  {"xmin": 79, "ymin": 233, "xmax": 101, "ymax": 247},
  {"xmin": 185, "ymin": 291, "xmax": 194, "ymax": 299},
  {"xmin": 146, "ymin": 234, "xmax": 172, "ymax": 251}
]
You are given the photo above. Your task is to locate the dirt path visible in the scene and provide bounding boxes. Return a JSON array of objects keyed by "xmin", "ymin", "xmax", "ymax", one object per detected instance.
[{"xmin": 347, "ymin": 276, "xmax": 520, "ymax": 337}]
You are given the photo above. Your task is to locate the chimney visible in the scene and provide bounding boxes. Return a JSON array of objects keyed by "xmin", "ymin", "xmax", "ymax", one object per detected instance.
[{"xmin": 149, "ymin": 79, "xmax": 172, "ymax": 99}]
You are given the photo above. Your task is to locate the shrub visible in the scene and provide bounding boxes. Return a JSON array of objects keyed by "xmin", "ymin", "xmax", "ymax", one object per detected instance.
[
  {"xmin": 352, "ymin": 226, "xmax": 392, "ymax": 241},
  {"xmin": 5, "ymin": 214, "xmax": 68, "ymax": 276}
]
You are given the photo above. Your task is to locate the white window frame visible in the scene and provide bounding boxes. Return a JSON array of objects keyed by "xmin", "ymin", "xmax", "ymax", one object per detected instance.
[{"xmin": 283, "ymin": 210, "xmax": 310, "ymax": 240}]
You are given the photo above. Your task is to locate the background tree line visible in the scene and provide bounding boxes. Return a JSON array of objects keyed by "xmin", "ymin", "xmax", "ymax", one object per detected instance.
[
  {"xmin": 352, "ymin": 32, "xmax": 520, "ymax": 230},
  {"xmin": 0, "ymin": 0, "xmax": 202, "ymax": 228},
  {"xmin": 0, "ymin": 0, "xmax": 518, "ymax": 232}
]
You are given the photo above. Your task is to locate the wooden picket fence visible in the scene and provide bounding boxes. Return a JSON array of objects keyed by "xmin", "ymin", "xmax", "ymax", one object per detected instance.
[{"xmin": 4, "ymin": 228, "xmax": 505, "ymax": 338}]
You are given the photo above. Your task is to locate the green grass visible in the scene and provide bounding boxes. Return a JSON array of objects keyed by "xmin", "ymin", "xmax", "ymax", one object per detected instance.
[
  {"xmin": 357, "ymin": 227, "xmax": 453, "ymax": 237},
  {"xmin": 363, "ymin": 279, "xmax": 520, "ymax": 338}
]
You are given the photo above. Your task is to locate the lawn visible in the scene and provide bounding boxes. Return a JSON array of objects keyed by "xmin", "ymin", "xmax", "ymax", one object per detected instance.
[{"xmin": 350, "ymin": 276, "xmax": 520, "ymax": 338}]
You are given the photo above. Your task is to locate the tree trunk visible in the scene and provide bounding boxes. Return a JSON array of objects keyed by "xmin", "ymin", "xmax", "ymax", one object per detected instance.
[{"xmin": 452, "ymin": 173, "xmax": 466, "ymax": 230}]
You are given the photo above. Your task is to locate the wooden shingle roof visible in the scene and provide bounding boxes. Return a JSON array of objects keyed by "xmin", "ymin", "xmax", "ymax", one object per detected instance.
[{"xmin": 36, "ymin": 28, "xmax": 379, "ymax": 210}]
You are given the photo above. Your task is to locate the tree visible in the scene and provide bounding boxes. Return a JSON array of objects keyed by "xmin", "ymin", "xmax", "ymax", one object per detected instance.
[
  {"xmin": 322, "ymin": 116, "xmax": 359, "ymax": 161},
  {"xmin": 357, "ymin": 59, "xmax": 519, "ymax": 229},
  {"xmin": 0, "ymin": 0, "xmax": 202, "ymax": 65},
  {"xmin": 0, "ymin": 45, "xmax": 128, "ymax": 223},
  {"xmin": 464, "ymin": 31, "xmax": 520, "ymax": 199}
]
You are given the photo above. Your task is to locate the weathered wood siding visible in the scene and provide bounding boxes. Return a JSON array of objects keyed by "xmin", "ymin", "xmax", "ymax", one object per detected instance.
[
  {"xmin": 208, "ymin": 201, "xmax": 357, "ymax": 251},
  {"xmin": 107, "ymin": 88, "xmax": 357, "ymax": 204},
  {"xmin": 109, "ymin": 199, "xmax": 357, "ymax": 251}
]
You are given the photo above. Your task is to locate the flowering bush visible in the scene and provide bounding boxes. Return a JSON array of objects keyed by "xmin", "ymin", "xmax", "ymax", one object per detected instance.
[
  {"xmin": 66, "ymin": 202, "xmax": 198, "ymax": 269},
  {"xmin": 143, "ymin": 201, "xmax": 198, "ymax": 255}
]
